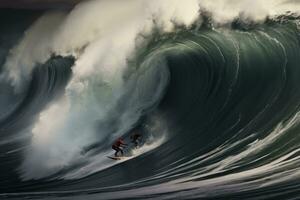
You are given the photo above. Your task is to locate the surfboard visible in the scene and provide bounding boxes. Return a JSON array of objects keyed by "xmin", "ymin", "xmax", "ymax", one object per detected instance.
[{"xmin": 107, "ymin": 156, "xmax": 128, "ymax": 160}]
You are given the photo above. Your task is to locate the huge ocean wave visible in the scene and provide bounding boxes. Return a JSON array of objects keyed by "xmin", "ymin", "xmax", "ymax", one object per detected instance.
[{"xmin": 1, "ymin": 1, "xmax": 300, "ymax": 199}]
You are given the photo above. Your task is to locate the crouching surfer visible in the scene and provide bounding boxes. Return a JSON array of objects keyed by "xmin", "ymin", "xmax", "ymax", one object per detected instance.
[
  {"xmin": 112, "ymin": 138, "xmax": 127, "ymax": 157},
  {"xmin": 130, "ymin": 131, "xmax": 142, "ymax": 148}
]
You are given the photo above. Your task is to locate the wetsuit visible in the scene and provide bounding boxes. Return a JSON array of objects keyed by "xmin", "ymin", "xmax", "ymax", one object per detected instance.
[
  {"xmin": 112, "ymin": 139, "xmax": 126, "ymax": 157},
  {"xmin": 130, "ymin": 133, "xmax": 141, "ymax": 147}
]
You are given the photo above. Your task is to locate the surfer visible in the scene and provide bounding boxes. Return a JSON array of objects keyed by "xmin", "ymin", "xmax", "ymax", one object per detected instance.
[
  {"xmin": 130, "ymin": 131, "xmax": 142, "ymax": 148},
  {"xmin": 112, "ymin": 138, "xmax": 127, "ymax": 157}
]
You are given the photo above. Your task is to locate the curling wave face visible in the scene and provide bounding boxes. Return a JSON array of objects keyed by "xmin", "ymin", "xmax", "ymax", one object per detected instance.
[{"xmin": 1, "ymin": 1, "xmax": 300, "ymax": 200}]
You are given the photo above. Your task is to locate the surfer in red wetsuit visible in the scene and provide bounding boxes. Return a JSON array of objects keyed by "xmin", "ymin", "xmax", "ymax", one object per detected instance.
[{"xmin": 112, "ymin": 138, "xmax": 127, "ymax": 157}]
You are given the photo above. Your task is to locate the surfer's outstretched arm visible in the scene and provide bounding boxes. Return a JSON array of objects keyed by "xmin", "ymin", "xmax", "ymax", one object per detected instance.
[{"xmin": 120, "ymin": 140, "xmax": 128, "ymax": 146}]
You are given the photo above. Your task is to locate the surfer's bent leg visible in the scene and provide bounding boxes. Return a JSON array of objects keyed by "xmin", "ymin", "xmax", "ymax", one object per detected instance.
[{"xmin": 112, "ymin": 145, "xmax": 119, "ymax": 157}]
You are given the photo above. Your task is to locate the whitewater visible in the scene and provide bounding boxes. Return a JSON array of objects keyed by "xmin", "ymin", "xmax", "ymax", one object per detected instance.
[{"xmin": 1, "ymin": 0, "xmax": 300, "ymax": 199}]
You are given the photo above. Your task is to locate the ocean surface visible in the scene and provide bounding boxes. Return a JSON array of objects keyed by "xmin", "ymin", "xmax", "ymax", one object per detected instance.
[{"xmin": 1, "ymin": 1, "xmax": 300, "ymax": 199}]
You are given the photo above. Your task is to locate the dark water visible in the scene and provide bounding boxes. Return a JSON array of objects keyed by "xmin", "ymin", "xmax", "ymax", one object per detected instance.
[{"xmin": 1, "ymin": 10, "xmax": 300, "ymax": 200}]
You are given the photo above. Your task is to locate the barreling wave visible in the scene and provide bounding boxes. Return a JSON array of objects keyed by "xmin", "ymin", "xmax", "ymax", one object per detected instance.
[{"xmin": 1, "ymin": 7, "xmax": 300, "ymax": 200}]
